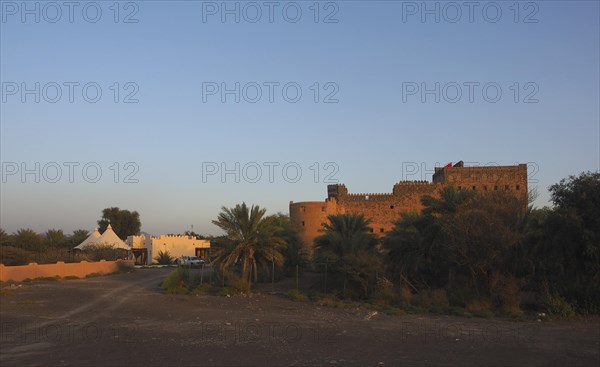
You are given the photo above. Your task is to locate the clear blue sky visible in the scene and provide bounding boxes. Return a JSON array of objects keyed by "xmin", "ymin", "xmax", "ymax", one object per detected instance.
[{"xmin": 1, "ymin": 0, "xmax": 598, "ymax": 236}]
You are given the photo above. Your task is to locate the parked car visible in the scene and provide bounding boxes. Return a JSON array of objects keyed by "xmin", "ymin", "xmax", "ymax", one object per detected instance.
[{"xmin": 178, "ymin": 256, "xmax": 205, "ymax": 268}]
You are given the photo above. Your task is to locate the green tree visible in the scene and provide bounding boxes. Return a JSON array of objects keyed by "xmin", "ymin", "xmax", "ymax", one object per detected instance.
[
  {"xmin": 539, "ymin": 172, "xmax": 600, "ymax": 310},
  {"xmin": 97, "ymin": 207, "xmax": 141, "ymax": 240},
  {"xmin": 441, "ymin": 190, "xmax": 527, "ymax": 297},
  {"xmin": 271, "ymin": 213, "xmax": 309, "ymax": 269},
  {"xmin": 385, "ymin": 187, "xmax": 473, "ymax": 290},
  {"xmin": 314, "ymin": 214, "xmax": 381, "ymax": 298},
  {"xmin": 45, "ymin": 229, "xmax": 68, "ymax": 248},
  {"xmin": 421, "ymin": 186, "xmax": 474, "ymax": 217},
  {"xmin": 212, "ymin": 203, "xmax": 286, "ymax": 283},
  {"xmin": 12, "ymin": 228, "xmax": 44, "ymax": 252},
  {"xmin": 383, "ymin": 212, "xmax": 447, "ymax": 289},
  {"xmin": 385, "ymin": 187, "xmax": 527, "ymax": 309},
  {"xmin": 0, "ymin": 228, "xmax": 12, "ymax": 247}
]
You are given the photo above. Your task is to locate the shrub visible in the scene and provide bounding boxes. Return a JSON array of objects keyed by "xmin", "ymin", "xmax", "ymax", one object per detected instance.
[
  {"xmin": 492, "ymin": 275, "xmax": 522, "ymax": 314},
  {"xmin": 449, "ymin": 306, "xmax": 472, "ymax": 317},
  {"xmin": 372, "ymin": 277, "xmax": 401, "ymax": 306},
  {"xmin": 412, "ymin": 289, "xmax": 449, "ymax": 307},
  {"xmin": 383, "ymin": 306, "xmax": 405, "ymax": 316},
  {"xmin": 286, "ymin": 289, "xmax": 307, "ymax": 302},
  {"xmin": 154, "ymin": 250, "xmax": 174, "ymax": 265},
  {"xmin": 0, "ymin": 246, "xmax": 34, "ymax": 266},
  {"xmin": 540, "ymin": 282, "xmax": 577, "ymax": 318},
  {"xmin": 38, "ymin": 276, "xmax": 60, "ymax": 281},
  {"xmin": 82, "ymin": 244, "xmax": 127, "ymax": 261},
  {"xmin": 161, "ymin": 268, "xmax": 191, "ymax": 294},
  {"xmin": 191, "ymin": 284, "xmax": 212, "ymax": 296},
  {"xmin": 35, "ymin": 248, "xmax": 72, "ymax": 264},
  {"xmin": 307, "ymin": 291, "xmax": 325, "ymax": 301},
  {"xmin": 399, "ymin": 286, "xmax": 414, "ymax": 304},
  {"xmin": 448, "ymin": 287, "xmax": 474, "ymax": 307},
  {"xmin": 431, "ymin": 289, "xmax": 449, "ymax": 306},
  {"xmin": 318, "ymin": 295, "xmax": 350, "ymax": 308},
  {"xmin": 116, "ymin": 260, "xmax": 134, "ymax": 273},
  {"xmin": 223, "ymin": 270, "xmax": 251, "ymax": 293},
  {"xmin": 547, "ymin": 293, "xmax": 576, "ymax": 318},
  {"xmin": 218, "ymin": 287, "xmax": 239, "ymax": 297},
  {"xmin": 467, "ymin": 299, "xmax": 494, "ymax": 318}
]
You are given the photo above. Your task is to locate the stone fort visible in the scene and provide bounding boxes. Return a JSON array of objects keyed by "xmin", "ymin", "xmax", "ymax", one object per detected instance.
[{"xmin": 289, "ymin": 162, "xmax": 528, "ymax": 255}]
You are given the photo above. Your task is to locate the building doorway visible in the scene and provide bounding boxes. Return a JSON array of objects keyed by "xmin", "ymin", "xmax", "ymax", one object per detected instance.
[{"xmin": 132, "ymin": 248, "xmax": 148, "ymax": 265}]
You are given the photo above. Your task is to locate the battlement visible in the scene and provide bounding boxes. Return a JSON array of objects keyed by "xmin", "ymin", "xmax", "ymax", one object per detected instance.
[
  {"xmin": 395, "ymin": 180, "xmax": 435, "ymax": 185},
  {"xmin": 156, "ymin": 234, "xmax": 206, "ymax": 241},
  {"xmin": 344, "ymin": 192, "xmax": 394, "ymax": 201},
  {"xmin": 346, "ymin": 192, "xmax": 392, "ymax": 197}
]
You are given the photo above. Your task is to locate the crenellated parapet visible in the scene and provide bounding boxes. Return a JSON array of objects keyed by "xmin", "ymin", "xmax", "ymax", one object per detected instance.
[
  {"xmin": 395, "ymin": 180, "xmax": 433, "ymax": 185},
  {"xmin": 393, "ymin": 180, "xmax": 438, "ymax": 196},
  {"xmin": 343, "ymin": 192, "xmax": 394, "ymax": 202}
]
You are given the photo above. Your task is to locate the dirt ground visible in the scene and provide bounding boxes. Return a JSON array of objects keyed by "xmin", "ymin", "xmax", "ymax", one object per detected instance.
[{"xmin": 0, "ymin": 268, "xmax": 598, "ymax": 367}]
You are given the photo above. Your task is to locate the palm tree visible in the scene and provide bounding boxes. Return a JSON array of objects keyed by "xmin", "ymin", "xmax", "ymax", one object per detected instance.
[
  {"xmin": 314, "ymin": 214, "xmax": 378, "ymax": 258},
  {"xmin": 314, "ymin": 214, "xmax": 380, "ymax": 298},
  {"xmin": 384, "ymin": 212, "xmax": 430, "ymax": 283},
  {"xmin": 211, "ymin": 203, "xmax": 286, "ymax": 283},
  {"xmin": 421, "ymin": 186, "xmax": 473, "ymax": 217},
  {"xmin": 383, "ymin": 188, "xmax": 472, "ymax": 290},
  {"xmin": 0, "ymin": 228, "xmax": 12, "ymax": 247}
]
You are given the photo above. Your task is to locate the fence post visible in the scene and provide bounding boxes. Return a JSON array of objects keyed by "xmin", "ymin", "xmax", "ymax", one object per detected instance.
[
  {"xmin": 324, "ymin": 262, "xmax": 328, "ymax": 295},
  {"xmin": 296, "ymin": 264, "xmax": 299, "ymax": 291},
  {"xmin": 271, "ymin": 258, "xmax": 275, "ymax": 292},
  {"xmin": 200, "ymin": 263, "xmax": 204, "ymax": 285}
]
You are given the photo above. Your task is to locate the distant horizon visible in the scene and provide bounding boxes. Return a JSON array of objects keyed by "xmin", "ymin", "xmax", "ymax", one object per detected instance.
[{"xmin": 0, "ymin": 161, "xmax": 589, "ymax": 237}]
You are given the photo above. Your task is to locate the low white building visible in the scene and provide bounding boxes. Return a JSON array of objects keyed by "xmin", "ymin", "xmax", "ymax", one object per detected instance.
[{"xmin": 126, "ymin": 234, "xmax": 210, "ymax": 265}]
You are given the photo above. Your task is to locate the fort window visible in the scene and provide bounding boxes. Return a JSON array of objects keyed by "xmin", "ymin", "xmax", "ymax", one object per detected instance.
[
  {"xmin": 494, "ymin": 185, "xmax": 498, "ymax": 191},
  {"xmin": 483, "ymin": 186, "xmax": 488, "ymax": 191},
  {"xmin": 369, "ymin": 228, "xmax": 374, "ymax": 233},
  {"xmin": 301, "ymin": 221, "xmax": 305, "ymax": 226},
  {"xmin": 505, "ymin": 185, "xmax": 509, "ymax": 190},
  {"xmin": 472, "ymin": 186, "xmax": 476, "ymax": 191},
  {"xmin": 390, "ymin": 205, "xmax": 394, "ymax": 209},
  {"xmin": 321, "ymin": 207, "xmax": 326, "ymax": 212},
  {"xmin": 380, "ymin": 228, "xmax": 384, "ymax": 233},
  {"xmin": 458, "ymin": 186, "xmax": 462, "ymax": 190},
  {"xmin": 516, "ymin": 185, "xmax": 520, "ymax": 190}
]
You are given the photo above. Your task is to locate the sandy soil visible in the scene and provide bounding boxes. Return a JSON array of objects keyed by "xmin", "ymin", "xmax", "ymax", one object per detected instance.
[{"xmin": 1, "ymin": 268, "xmax": 598, "ymax": 367}]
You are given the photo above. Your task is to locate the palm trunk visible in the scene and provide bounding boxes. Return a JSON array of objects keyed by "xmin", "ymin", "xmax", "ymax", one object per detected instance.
[{"xmin": 253, "ymin": 258, "xmax": 258, "ymax": 282}]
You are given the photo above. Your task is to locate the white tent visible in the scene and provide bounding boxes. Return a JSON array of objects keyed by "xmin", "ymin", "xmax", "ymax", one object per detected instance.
[
  {"xmin": 95, "ymin": 224, "xmax": 131, "ymax": 250},
  {"xmin": 74, "ymin": 224, "xmax": 131, "ymax": 250},
  {"xmin": 73, "ymin": 228, "xmax": 101, "ymax": 250}
]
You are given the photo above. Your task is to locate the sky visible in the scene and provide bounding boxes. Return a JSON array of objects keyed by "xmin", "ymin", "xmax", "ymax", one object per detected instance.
[{"xmin": 1, "ymin": 0, "xmax": 599, "ymax": 236}]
